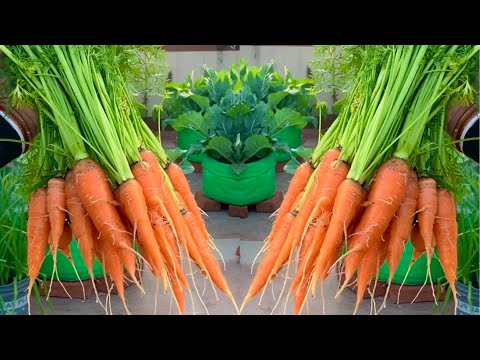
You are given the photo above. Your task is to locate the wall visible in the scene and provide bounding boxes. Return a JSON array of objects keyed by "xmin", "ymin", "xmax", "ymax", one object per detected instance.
[{"xmin": 144, "ymin": 45, "xmax": 336, "ymax": 115}]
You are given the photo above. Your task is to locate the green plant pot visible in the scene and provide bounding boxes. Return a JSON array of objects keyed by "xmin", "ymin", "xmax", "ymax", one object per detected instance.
[
  {"xmin": 40, "ymin": 240, "xmax": 104, "ymax": 281},
  {"xmin": 0, "ymin": 276, "xmax": 29, "ymax": 315},
  {"xmin": 377, "ymin": 241, "xmax": 445, "ymax": 285},
  {"xmin": 272, "ymin": 127, "xmax": 302, "ymax": 163},
  {"xmin": 202, "ymin": 154, "xmax": 276, "ymax": 206},
  {"xmin": 176, "ymin": 129, "xmax": 205, "ymax": 163}
]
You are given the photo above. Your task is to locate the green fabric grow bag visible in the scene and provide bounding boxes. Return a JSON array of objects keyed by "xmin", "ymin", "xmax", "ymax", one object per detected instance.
[
  {"xmin": 40, "ymin": 240, "xmax": 104, "ymax": 281},
  {"xmin": 202, "ymin": 154, "xmax": 276, "ymax": 206},
  {"xmin": 377, "ymin": 241, "xmax": 444, "ymax": 285},
  {"xmin": 176, "ymin": 129, "xmax": 205, "ymax": 163},
  {"xmin": 272, "ymin": 127, "xmax": 302, "ymax": 162}
]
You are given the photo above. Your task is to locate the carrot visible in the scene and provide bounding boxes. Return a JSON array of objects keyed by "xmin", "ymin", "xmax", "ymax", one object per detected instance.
[
  {"xmin": 293, "ymin": 272, "xmax": 311, "ymax": 315},
  {"xmin": 379, "ymin": 170, "xmax": 419, "ymax": 309},
  {"xmin": 26, "ymin": 188, "xmax": 50, "ymax": 313},
  {"xmin": 311, "ymin": 179, "xmax": 365, "ymax": 286},
  {"xmin": 132, "ymin": 152, "xmax": 205, "ymax": 270},
  {"xmin": 271, "ymin": 157, "xmax": 350, "ymax": 282},
  {"xmin": 150, "ymin": 209, "xmax": 188, "ymax": 288},
  {"xmin": 115, "ymin": 178, "xmax": 169, "ymax": 291},
  {"xmin": 241, "ymin": 211, "xmax": 296, "ymax": 311},
  {"xmin": 97, "ymin": 232, "xmax": 131, "ymax": 315},
  {"xmin": 170, "ymin": 276, "xmax": 186, "ymax": 315},
  {"xmin": 73, "ymin": 158, "xmax": 141, "ymax": 291},
  {"xmin": 339, "ymin": 157, "xmax": 409, "ymax": 295},
  {"xmin": 65, "ymin": 171, "xmax": 97, "ymax": 279},
  {"xmin": 46, "ymin": 177, "xmax": 67, "ymax": 275},
  {"xmin": 58, "ymin": 222, "xmax": 73, "ymax": 260},
  {"xmin": 433, "ymin": 188, "xmax": 458, "ymax": 313},
  {"xmin": 416, "ymin": 177, "xmax": 437, "ymax": 284},
  {"xmin": 386, "ymin": 171, "xmax": 419, "ymax": 276},
  {"xmin": 353, "ymin": 234, "xmax": 388, "ymax": 315},
  {"xmin": 268, "ymin": 161, "xmax": 314, "ymax": 243},
  {"xmin": 290, "ymin": 211, "xmax": 329, "ymax": 292},
  {"xmin": 182, "ymin": 211, "xmax": 232, "ymax": 297},
  {"xmin": 166, "ymin": 162, "xmax": 209, "ymax": 239}
]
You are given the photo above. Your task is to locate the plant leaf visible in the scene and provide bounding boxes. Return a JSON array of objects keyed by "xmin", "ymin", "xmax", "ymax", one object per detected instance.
[
  {"xmin": 205, "ymin": 136, "xmax": 235, "ymax": 163},
  {"xmin": 172, "ymin": 111, "xmax": 210, "ymax": 137},
  {"xmin": 242, "ymin": 134, "xmax": 272, "ymax": 163},
  {"xmin": 226, "ymin": 103, "xmax": 251, "ymax": 118},
  {"xmin": 166, "ymin": 147, "xmax": 187, "ymax": 162},
  {"xmin": 178, "ymin": 158, "xmax": 194, "ymax": 175},
  {"xmin": 291, "ymin": 146, "xmax": 313, "ymax": 161},
  {"xmin": 230, "ymin": 162, "xmax": 247, "ymax": 175},
  {"xmin": 270, "ymin": 108, "xmax": 307, "ymax": 134},
  {"xmin": 243, "ymin": 102, "xmax": 267, "ymax": 137},
  {"xmin": 268, "ymin": 91, "xmax": 289, "ymax": 109},
  {"xmin": 284, "ymin": 158, "xmax": 301, "ymax": 174},
  {"xmin": 210, "ymin": 105, "xmax": 234, "ymax": 139},
  {"xmin": 189, "ymin": 94, "xmax": 210, "ymax": 111}
]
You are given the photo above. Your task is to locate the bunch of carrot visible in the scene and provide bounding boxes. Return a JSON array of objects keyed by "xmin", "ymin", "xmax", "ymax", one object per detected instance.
[
  {"xmin": 0, "ymin": 45, "xmax": 235, "ymax": 315},
  {"xmin": 242, "ymin": 45, "xmax": 479, "ymax": 315}
]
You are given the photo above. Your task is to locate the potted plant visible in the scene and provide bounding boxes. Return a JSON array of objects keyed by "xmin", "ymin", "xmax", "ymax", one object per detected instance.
[
  {"xmin": 0, "ymin": 162, "xmax": 32, "ymax": 315},
  {"xmin": 162, "ymin": 60, "xmax": 317, "ymax": 164}
]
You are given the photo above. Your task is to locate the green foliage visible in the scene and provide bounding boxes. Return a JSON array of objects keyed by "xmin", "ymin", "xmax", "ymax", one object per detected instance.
[{"xmin": 163, "ymin": 60, "xmax": 317, "ymax": 173}]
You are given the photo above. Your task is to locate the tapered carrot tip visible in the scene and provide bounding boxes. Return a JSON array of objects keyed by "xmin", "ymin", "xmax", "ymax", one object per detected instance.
[
  {"xmin": 226, "ymin": 290, "xmax": 240, "ymax": 315},
  {"xmin": 335, "ymin": 280, "xmax": 349, "ymax": 299}
]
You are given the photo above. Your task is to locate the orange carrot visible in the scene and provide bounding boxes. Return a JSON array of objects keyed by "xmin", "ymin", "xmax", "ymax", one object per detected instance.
[
  {"xmin": 270, "ymin": 157, "xmax": 350, "ymax": 281},
  {"xmin": 97, "ymin": 232, "xmax": 131, "ymax": 315},
  {"xmin": 150, "ymin": 209, "xmax": 188, "ymax": 288},
  {"xmin": 417, "ymin": 177, "xmax": 437, "ymax": 279},
  {"xmin": 167, "ymin": 162, "xmax": 209, "ymax": 239},
  {"xmin": 353, "ymin": 234, "xmax": 388, "ymax": 314},
  {"xmin": 340, "ymin": 157, "xmax": 409, "ymax": 294},
  {"xmin": 242, "ymin": 211, "xmax": 296, "ymax": 309},
  {"xmin": 269, "ymin": 162, "xmax": 314, "ymax": 242},
  {"xmin": 46, "ymin": 177, "xmax": 67, "ymax": 272},
  {"xmin": 293, "ymin": 272, "xmax": 311, "ymax": 315},
  {"xmin": 115, "ymin": 178, "xmax": 169, "ymax": 290},
  {"xmin": 386, "ymin": 170, "xmax": 418, "ymax": 278},
  {"xmin": 73, "ymin": 159, "xmax": 139, "ymax": 288},
  {"xmin": 65, "ymin": 171, "xmax": 97, "ymax": 278},
  {"xmin": 26, "ymin": 188, "xmax": 50, "ymax": 312},
  {"xmin": 182, "ymin": 211, "xmax": 231, "ymax": 296},
  {"xmin": 58, "ymin": 222, "xmax": 73, "ymax": 260},
  {"xmin": 433, "ymin": 188, "xmax": 458, "ymax": 313},
  {"xmin": 132, "ymin": 152, "xmax": 205, "ymax": 270},
  {"xmin": 290, "ymin": 211, "xmax": 329, "ymax": 292},
  {"xmin": 312, "ymin": 179, "xmax": 365, "ymax": 284}
]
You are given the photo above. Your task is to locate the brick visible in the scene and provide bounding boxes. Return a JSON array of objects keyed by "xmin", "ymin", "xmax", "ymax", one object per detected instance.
[
  {"xmin": 256, "ymin": 191, "xmax": 284, "ymax": 213},
  {"xmin": 229, "ymin": 205, "xmax": 248, "ymax": 218},
  {"xmin": 192, "ymin": 163, "xmax": 202, "ymax": 173},
  {"xmin": 40, "ymin": 279, "xmax": 94, "ymax": 299},
  {"xmin": 389, "ymin": 283, "xmax": 445, "ymax": 304},
  {"xmin": 194, "ymin": 192, "xmax": 221, "ymax": 212},
  {"xmin": 276, "ymin": 162, "xmax": 287, "ymax": 173}
]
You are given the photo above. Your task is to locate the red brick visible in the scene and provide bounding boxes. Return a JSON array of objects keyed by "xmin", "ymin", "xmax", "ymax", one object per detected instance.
[
  {"xmin": 229, "ymin": 205, "xmax": 248, "ymax": 218},
  {"xmin": 388, "ymin": 283, "xmax": 445, "ymax": 304},
  {"xmin": 40, "ymin": 279, "xmax": 94, "ymax": 299},
  {"xmin": 192, "ymin": 163, "xmax": 202, "ymax": 173},
  {"xmin": 256, "ymin": 191, "xmax": 284, "ymax": 213},
  {"xmin": 195, "ymin": 192, "xmax": 222, "ymax": 212},
  {"xmin": 276, "ymin": 162, "xmax": 287, "ymax": 173}
]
